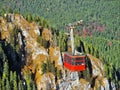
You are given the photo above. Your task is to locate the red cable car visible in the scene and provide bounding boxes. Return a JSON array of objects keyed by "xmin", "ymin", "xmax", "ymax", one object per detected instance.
[
  {"xmin": 63, "ymin": 21, "xmax": 86, "ymax": 71},
  {"xmin": 63, "ymin": 53, "xmax": 86, "ymax": 71}
]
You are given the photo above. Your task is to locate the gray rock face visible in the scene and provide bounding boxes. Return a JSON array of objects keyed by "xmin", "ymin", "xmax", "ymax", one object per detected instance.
[{"xmin": 36, "ymin": 73, "xmax": 56, "ymax": 90}]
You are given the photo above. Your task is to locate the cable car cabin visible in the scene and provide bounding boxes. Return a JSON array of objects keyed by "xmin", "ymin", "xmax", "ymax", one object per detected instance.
[{"xmin": 64, "ymin": 53, "xmax": 86, "ymax": 71}]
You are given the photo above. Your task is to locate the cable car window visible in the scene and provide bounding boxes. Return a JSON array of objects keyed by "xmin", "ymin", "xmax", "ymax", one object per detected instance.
[
  {"xmin": 66, "ymin": 55, "xmax": 71, "ymax": 64},
  {"xmin": 71, "ymin": 58, "xmax": 74, "ymax": 65},
  {"xmin": 64, "ymin": 55, "xmax": 66, "ymax": 62},
  {"xmin": 68, "ymin": 57, "xmax": 71, "ymax": 64},
  {"xmin": 64, "ymin": 54, "xmax": 67, "ymax": 62},
  {"xmin": 66, "ymin": 56, "xmax": 69, "ymax": 63},
  {"xmin": 76, "ymin": 62, "xmax": 81, "ymax": 65},
  {"xmin": 76, "ymin": 57, "xmax": 83, "ymax": 60},
  {"xmin": 76, "ymin": 62, "xmax": 85, "ymax": 65}
]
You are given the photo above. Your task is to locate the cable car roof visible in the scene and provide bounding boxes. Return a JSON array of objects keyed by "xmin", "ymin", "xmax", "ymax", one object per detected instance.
[{"xmin": 64, "ymin": 52, "xmax": 86, "ymax": 57}]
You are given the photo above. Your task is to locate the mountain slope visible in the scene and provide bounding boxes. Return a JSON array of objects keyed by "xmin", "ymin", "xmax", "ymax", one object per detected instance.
[{"xmin": 0, "ymin": 13, "xmax": 118, "ymax": 90}]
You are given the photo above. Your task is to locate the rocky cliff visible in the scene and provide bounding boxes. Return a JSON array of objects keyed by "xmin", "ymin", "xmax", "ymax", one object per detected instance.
[{"xmin": 0, "ymin": 13, "xmax": 116, "ymax": 90}]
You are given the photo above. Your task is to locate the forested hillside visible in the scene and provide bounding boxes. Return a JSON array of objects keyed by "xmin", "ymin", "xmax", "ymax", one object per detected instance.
[{"xmin": 0, "ymin": 0, "xmax": 119, "ymax": 40}]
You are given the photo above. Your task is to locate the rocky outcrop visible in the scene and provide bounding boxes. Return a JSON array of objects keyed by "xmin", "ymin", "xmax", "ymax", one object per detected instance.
[
  {"xmin": 0, "ymin": 13, "xmax": 63, "ymax": 90},
  {"xmin": 0, "ymin": 16, "xmax": 13, "ymax": 42},
  {"xmin": 49, "ymin": 46, "xmax": 63, "ymax": 67},
  {"xmin": 87, "ymin": 54, "xmax": 104, "ymax": 77},
  {"xmin": 36, "ymin": 73, "xmax": 56, "ymax": 90}
]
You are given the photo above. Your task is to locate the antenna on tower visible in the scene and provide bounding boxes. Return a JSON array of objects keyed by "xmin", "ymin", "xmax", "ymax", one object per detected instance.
[{"xmin": 66, "ymin": 20, "xmax": 83, "ymax": 55}]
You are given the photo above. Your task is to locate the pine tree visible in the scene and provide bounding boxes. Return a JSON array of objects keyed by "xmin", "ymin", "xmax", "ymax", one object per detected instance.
[
  {"xmin": 13, "ymin": 72, "xmax": 17, "ymax": 90},
  {"xmin": 41, "ymin": 62, "xmax": 47, "ymax": 74},
  {"xmin": 2, "ymin": 62, "xmax": 9, "ymax": 81},
  {"xmin": 18, "ymin": 80, "xmax": 24, "ymax": 90},
  {"xmin": 32, "ymin": 82, "xmax": 36, "ymax": 90},
  {"xmin": 6, "ymin": 77, "xmax": 10, "ymax": 90},
  {"xmin": 1, "ymin": 78, "xmax": 5, "ymax": 90},
  {"xmin": 26, "ymin": 70, "xmax": 32, "ymax": 90},
  {"xmin": 0, "ymin": 78, "xmax": 2, "ymax": 90},
  {"xmin": 46, "ymin": 58, "xmax": 51, "ymax": 72},
  {"xmin": 0, "ymin": 45, "xmax": 6, "ymax": 63},
  {"xmin": 37, "ymin": 36, "xmax": 42, "ymax": 45},
  {"xmin": 10, "ymin": 71, "xmax": 13, "ymax": 90}
]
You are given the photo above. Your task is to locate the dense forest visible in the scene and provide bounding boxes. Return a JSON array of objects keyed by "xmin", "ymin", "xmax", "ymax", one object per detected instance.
[
  {"xmin": 0, "ymin": 0, "xmax": 119, "ymax": 40},
  {"xmin": 0, "ymin": 0, "xmax": 120, "ymax": 89}
]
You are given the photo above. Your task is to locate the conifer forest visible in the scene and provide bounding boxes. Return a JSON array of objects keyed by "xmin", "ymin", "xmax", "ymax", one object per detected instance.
[{"xmin": 0, "ymin": 0, "xmax": 120, "ymax": 90}]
